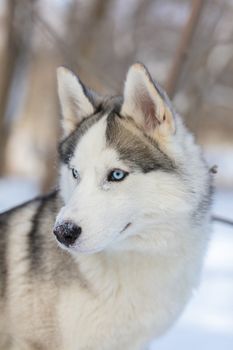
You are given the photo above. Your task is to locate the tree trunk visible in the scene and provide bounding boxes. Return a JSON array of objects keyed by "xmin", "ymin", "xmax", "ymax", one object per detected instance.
[
  {"xmin": 165, "ymin": 0, "xmax": 205, "ymax": 98},
  {"xmin": 0, "ymin": 0, "xmax": 19, "ymax": 175}
]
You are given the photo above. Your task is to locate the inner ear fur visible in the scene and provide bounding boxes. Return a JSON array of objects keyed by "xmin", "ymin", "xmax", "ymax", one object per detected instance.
[
  {"xmin": 121, "ymin": 63, "xmax": 175, "ymax": 138},
  {"xmin": 57, "ymin": 67, "xmax": 95, "ymax": 137}
]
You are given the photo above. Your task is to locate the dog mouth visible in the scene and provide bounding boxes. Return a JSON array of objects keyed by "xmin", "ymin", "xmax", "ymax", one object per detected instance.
[
  {"xmin": 58, "ymin": 222, "xmax": 133, "ymax": 255},
  {"xmin": 120, "ymin": 222, "xmax": 132, "ymax": 233}
]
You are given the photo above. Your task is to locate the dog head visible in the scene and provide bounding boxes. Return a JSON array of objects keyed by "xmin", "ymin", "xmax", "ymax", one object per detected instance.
[{"xmin": 54, "ymin": 63, "xmax": 207, "ymax": 255}]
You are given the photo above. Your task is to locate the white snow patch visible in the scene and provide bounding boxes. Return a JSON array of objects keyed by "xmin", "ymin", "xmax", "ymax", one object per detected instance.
[{"xmin": 0, "ymin": 177, "xmax": 39, "ymax": 213}]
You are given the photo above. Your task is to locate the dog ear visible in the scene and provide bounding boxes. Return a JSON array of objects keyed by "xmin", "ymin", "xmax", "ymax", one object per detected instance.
[
  {"xmin": 121, "ymin": 63, "xmax": 175, "ymax": 138},
  {"xmin": 57, "ymin": 67, "xmax": 95, "ymax": 136}
]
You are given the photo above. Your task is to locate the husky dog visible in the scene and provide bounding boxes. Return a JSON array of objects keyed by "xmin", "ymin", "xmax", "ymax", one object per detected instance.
[{"xmin": 0, "ymin": 63, "xmax": 212, "ymax": 350}]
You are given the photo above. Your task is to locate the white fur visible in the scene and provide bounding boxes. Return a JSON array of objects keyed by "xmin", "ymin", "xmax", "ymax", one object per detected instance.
[
  {"xmin": 0, "ymin": 64, "xmax": 212, "ymax": 350},
  {"xmin": 57, "ymin": 67, "xmax": 94, "ymax": 136},
  {"xmin": 59, "ymin": 117, "xmax": 139, "ymax": 254},
  {"xmin": 56, "ymin": 116, "xmax": 211, "ymax": 350},
  {"xmin": 53, "ymin": 65, "xmax": 212, "ymax": 350}
]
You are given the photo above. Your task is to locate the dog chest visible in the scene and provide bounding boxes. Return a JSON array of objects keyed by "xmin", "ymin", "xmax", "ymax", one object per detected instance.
[{"xmin": 56, "ymin": 253, "xmax": 192, "ymax": 350}]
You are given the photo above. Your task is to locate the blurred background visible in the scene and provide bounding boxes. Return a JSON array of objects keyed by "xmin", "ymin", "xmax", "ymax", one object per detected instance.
[{"xmin": 0, "ymin": 0, "xmax": 232, "ymax": 349}]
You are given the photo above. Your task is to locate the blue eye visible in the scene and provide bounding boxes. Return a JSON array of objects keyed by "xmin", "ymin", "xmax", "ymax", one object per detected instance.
[
  {"xmin": 108, "ymin": 169, "xmax": 129, "ymax": 182},
  {"xmin": 72, "ymin": 168, "xmax": 79, "ymax": 180}
]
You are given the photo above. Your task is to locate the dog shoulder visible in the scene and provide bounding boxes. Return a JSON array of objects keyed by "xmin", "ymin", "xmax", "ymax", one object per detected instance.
[
  {"xmin": 0, "ymin": 191, "xmax": 61, "ymax": 295},
  {"xmin": 0, "ymin": 190, "xmax": 59, "ymax": 226}
]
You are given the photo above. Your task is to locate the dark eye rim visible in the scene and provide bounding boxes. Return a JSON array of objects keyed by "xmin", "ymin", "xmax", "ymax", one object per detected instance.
[
  {"xmin": 107, "ymin": 169, "xmax": 129, "ymax": 182},
  {"xmin": 71, "ymin": 168, "xmax": 79, "ymax": 179}
]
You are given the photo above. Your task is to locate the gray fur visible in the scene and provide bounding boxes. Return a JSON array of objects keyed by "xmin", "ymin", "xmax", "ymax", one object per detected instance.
[
  {"xmin": 106, "ymin": 112, "xmax": 176, "ymax": 173},
  {"xmin": 0, "ymin": 192, "xmax": 90, "ymax": 295},
  {"xmin": 193, "ymin": 180, "xmax": 214, "ymax": 223},
  {"xmin": 0, "ymin": 200, "xmax": 36, "ymax": 297},
  {"xmin": 58, "ymin": 96, "xmax": 122, "ymax": 164},
  {"xmin": 26, "ymin": 192, "xmax": 90, "ymax": 288},
  {"xmin": 59, "ymin": 113, "xmax": 103, "ymax": 164},
  {"xmin": 27, "ymin": 192, "xmax": 58, "ymax": 274},
  {"xmin": 59, "ymin": 93, "xmax": 175, "ymax": 173},
  {"xmin": 0, "ymin": 215, "xmax": 7, "ymax": 297}
]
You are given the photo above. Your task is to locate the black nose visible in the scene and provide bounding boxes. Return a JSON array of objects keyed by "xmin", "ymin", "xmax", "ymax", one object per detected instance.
[{"xmin": 53, "ymin": 221, "xmax": 82, "ymax": 247}]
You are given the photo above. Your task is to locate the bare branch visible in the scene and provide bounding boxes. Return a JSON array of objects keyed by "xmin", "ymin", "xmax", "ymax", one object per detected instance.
[{"xmin": 166, "ymin": 0, "xmax": 205, "ymax": 98}]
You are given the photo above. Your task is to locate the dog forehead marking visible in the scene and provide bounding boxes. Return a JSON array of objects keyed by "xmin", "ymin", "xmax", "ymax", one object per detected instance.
[
  {"xmin": 58, "ymin": 112, "xmax": 104, "ymax": 164},
  {"xmin": 59, "ymin": 104, "xmax": 175, "ymax": 174},
  {"xmin": 106, "ymin": 113, "xmax": 175, "ymax": 173},
  {"xmin": 72, "ymin": 116, "xmax": 112, "ymax": 168}
]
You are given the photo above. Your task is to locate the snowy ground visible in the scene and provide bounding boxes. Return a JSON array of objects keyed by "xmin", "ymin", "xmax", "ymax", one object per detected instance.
[
  {"xmin": 0, "ymin": 177, "xmax": 39, "ymax": 212},
  {"xmin": 0, "ymin": 177, "xmax": 232, "ymax": 349}
]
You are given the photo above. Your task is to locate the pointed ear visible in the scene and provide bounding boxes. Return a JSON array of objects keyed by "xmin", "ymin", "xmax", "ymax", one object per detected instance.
[
  {"xmin": 121, "ymin": 63, "xmax": 175, "ymax": 138},
  {"xmin": 57, "ymin": 67, "xmax": 95, "ymax": 136}
]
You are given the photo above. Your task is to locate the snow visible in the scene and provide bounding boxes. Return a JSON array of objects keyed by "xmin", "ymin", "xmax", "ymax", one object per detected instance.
[
  {"xmin": 0, "ymin": 177, "xmax": 232, "ymax": 349},
  {"xmin": 0, "ymin": 177, "xmax": 39, "ymax": 213}
]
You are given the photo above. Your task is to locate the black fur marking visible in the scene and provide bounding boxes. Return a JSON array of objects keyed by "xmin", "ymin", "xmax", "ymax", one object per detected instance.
[
  {"xmin": 0, "ymin": 215, "xmax": 8, "ymax": 297},
  {"xmin": 0, "ymin": 195, "xmax": 56, "ymax": 297},
  {"xmin": 193, "ymin": 177, "xmax": 214, "ymax": 223},
  {"xmin": 58, "ymin": 96, "xmax": 123, "ymax": 165},
  {"xmin": 59, "ymin": 112, "xmax": 104, "ymax": 164},
  {"xmin": 106, "ymin": 113, "xmax": 176, "ymax": 173},
  {"xmin": 27, "ymin": 191, "xmax": 58, "ymax": 273}
]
